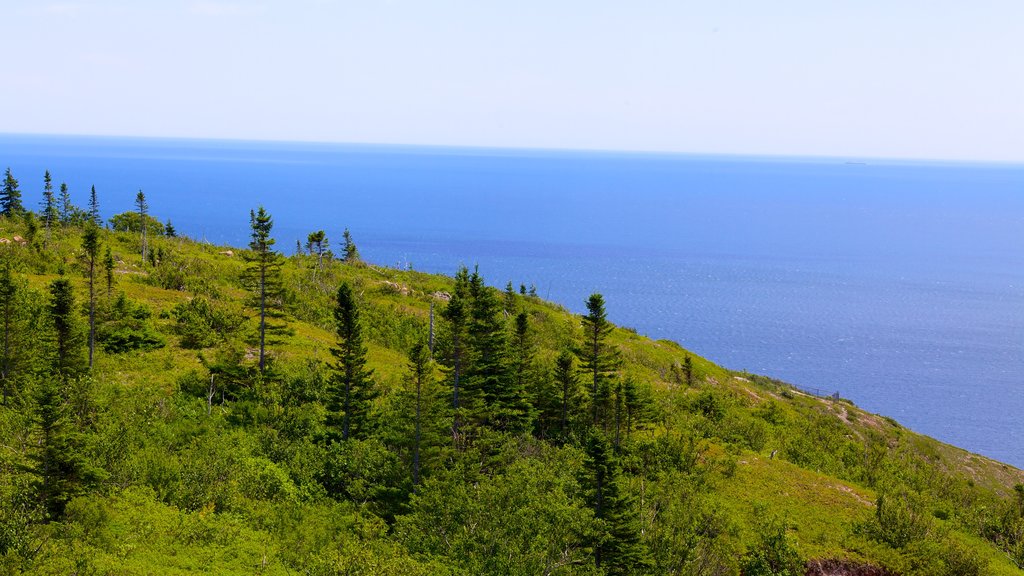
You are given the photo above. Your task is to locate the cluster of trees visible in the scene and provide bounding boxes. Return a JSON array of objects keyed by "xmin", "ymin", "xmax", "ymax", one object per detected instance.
[
  {"xmin": 0, "ymin": 169, "xmax": 1018, "ymax": 574},
  {"xmin": 239, "ymin": 204, "xmax": 656, "ymax": 574}
]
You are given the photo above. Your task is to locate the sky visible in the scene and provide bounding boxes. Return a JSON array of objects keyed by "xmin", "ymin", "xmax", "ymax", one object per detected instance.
[{"xmin": 2, "ymin": 0, "xmax": 1024, "ymax": 162}]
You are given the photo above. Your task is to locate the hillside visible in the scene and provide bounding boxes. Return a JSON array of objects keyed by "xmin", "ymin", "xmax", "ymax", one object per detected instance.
[{"xmin": 0, "ymin": 210, "xmax": 1022, "ymax": 576}]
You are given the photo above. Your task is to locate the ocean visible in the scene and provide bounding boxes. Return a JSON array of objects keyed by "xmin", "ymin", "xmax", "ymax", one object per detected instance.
[{"xmin": 2, "ymin": 133, "xmax": 1023, "ymax": 467}]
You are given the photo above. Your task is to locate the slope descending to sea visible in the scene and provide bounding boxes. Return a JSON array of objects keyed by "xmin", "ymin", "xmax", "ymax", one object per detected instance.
[
  {"xmin": 0, "ymin": 217, "xmax": 1021, "ymax": 575},
  {"xmin": 3, "ymin": 134, "xmax": 1024, "ymax": 468}
]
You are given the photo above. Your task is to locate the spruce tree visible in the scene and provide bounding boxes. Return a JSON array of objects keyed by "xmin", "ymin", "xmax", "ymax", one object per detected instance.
[
  {"xmin": 0, "ymin": 266, "xmax": 17, "ymax": 402},
  {"xmin": 392, "ymin": 341, "xmax": 449, "ymax": 489},
  {"xmin": 88, "ymin": 185, "xmax": 101, "ymax": 227},
  {"xmin": 82, "ymin": 223, "xmax": 100, "ymax": 369},
  {"xmin": 58, "ymin": 182, "xmax": 73, "ymax": 226},
  {"xmin": 440, "ymin": 266, "xmax": 471, "ymax": 442},
  {"xmin": 1, "ymin": 168, "xmax": 23, "ymax": 217},
  {"xmin": 502, "ymin": 310, "xmax": 535, "ymax": 434},
  {"xmin": 465, "ymin": 269, "xmax": 520, "ymax": 431},
  {"xmin": 327, "ymin": 282, "xmax": 376, "ymax": 441},
  {"xmin": 135, "ymin": 190, "xmax": 148, "ymax": 264},
  {"xmin": 582, "ymin": 431, "xmax": 652, "ymax": 575},
  {"xmin": 41, "ymin": 170, "xmax": 58, "ymax": 246},
  {"xmin": 48, "ymin": 278, "xmax": 87, "ymax": 378},
  {"xmin": 242, "ymin": 206, "xmax": 285, "ymax": 372},
  {"xmin": 164, "ymin": 219, "xmax": 176, "ymax": 237},
  {"xmin": 342, "ymin": 228, "xmax": 360, "ymax": 262},
  {"xmin": 28, "ymin": 376, "xmax": 103, "ymax": 519},
  {"xmin": 554, "ymin": 349, "xmax": 582, "ymax": 440},
  {"xmin": 580, "ymin": 293, "xmax": 617, "ymax": 428},
  {"xmin": 103, "ymin": 246, "xmax": 115, "ymax": 298}
]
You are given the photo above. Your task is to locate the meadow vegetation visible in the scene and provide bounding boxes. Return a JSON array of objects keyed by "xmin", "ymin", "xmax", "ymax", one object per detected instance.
[{"xmin": 0, "ymin": 170, "xmax": 1023, "ymax": 575}]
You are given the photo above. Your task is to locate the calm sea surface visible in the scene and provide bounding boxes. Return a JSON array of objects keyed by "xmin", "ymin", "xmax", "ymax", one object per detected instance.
[{"xmin": 3, "ymin": 134, "xmax": 1023, "ymax": 466}]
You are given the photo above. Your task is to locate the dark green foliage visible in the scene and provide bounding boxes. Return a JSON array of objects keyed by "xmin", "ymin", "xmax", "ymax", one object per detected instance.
[
  {"xmin": 581, "ymin": 430, "xmax": 652, "ymax": 575},
  {"xmin": 82, "ymin": 223, "xmax": 100, "ymax": 368},
  {"xmin": 241, "ymin": 206, "xmax": 285, "ymax": 372},
  {"xmin": 135, "ymin": 190, "xmax": 149, "ymax": 263},
  {"xmin": 171, "ymin": 296, "xmax": 245, "ymax": 348},
  {"xmin": 164, "ymin": 219, "xmax": 176, "ymax": 237},
  {"xmin": 319, "ymin": 438, "xmax": 408, "ymax": 518},
  {"xmin": 41, "ymin": 170, "xmax": 58, "ymax": 245},
  {"xmin": 88, "ymin": 185, "xmax": 101, "ymax": 227},
  {"xmin": 103, "ymin": 246, "xmax": 115, "ymax": 297},
  {"xmin": 27, "ymin": 377, "xmax": 104, "ymax": 519},
  {"xmin": 58, "ymin": 181, "xmax": 73, "ymax": 225},
  {"xmin": 397, "ymin": 450, "xmax": 598, "ymax": 575},
  {"xmin": 579, "ymin": 293, "xmax": 618, "ymax": 429},
  {"xmin": 48, "ymin": 278, "xmax": 88, "ymax": 378},
  {"xmin": 0, "ymin": 266, "xmax": 19, "ymax": 402},
  {"xmin": 96, "ymin": 294, "xmax": 166, "ymax": 353},
  {"xmin": 384, "ymin": 342, "xmax": 450, "ymax": 490},
  {"xmin": 327, "ymin": 282, "xmax": 376, "ymax": 442},
  {"xmin": 465, "ymin": 269, "xmax": 529, "ymax": 433},
  {"xmin": 342, "ymin": 228, "xmax": 359, "ymax": 262},
  {"xmin": 439, "ymin": 266, "xmax": 471, "ymax": 441},
  {"xmin": 0, "ymin": 168, "xmax": 23, "ymax": 217},
  {"xmin": 553, "ymin": 349, "xmax": 583, "ymax": 439}
]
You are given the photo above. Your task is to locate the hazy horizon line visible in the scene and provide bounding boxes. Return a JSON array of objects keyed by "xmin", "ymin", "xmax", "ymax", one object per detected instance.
[{"xmin": 3, "ymin": 130, "xmax": 1023, "ymax": 169}]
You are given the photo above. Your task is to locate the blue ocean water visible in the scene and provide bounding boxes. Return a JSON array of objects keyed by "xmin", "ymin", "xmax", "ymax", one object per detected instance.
[{"xmin": 3, "ymin": 134, "xmax": 1023, "ymax": 467}]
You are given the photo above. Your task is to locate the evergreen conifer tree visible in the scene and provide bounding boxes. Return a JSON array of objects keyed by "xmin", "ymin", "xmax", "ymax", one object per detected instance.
[
  {"xmin": 440, "ymin": 266, "xmax": 471, "ymax": 442},
  {"xmin": 58, "ymin": 182, "xmax": 73, "ymax": 226},
  {"xmin": 554, "ymin": 349, "xmax": 582, "ymax": 440},
  {"xmin": 582, "ymin": 431, "xmax": 652, "ymax": 575},
  {"xmin": 28, "ymin": 376, "xmax": 103, "ymax": 519},
  {"xmin": 327, "ymin": 282, "xmax": 377, "ymax": 441},
  {"xmin": 0, "ymin": 266, "xmax": 18, "ymax": 402},
  {"xmin": 579, "ymin": 293, "xmax": 618, "ymax": 428},
  {"xmin": 82, "ymin": 223, "xmax": 100, "ymax": 369},
  {"xmin": 164, "ymin": 219, "xmax": 176, "ymax": 237},
  {"xmin": 387, "ymin": 341, "xmax": 449, "ymax": 490},
  {"xmin": 135, "ymin": 190, "xmax": 148, "ymax": 264},
  {"xmin": 242, "ymin": 206, "xmax": 285, "ymax": 372},
  {"xmin": 1, "ymin": 168, "xmax": 23, "ymax": 217},
  {"xmin": 103, "ymin": 246, "xmax": 115, "ymax": 299},
  {"xmin": 465, "ymin": 269, "xmax": 519, "ymax": 430},
  {"xmin": 88, "ymin": 185, "xmax": 101, "ymax": 227},
  {"xmin": 41, "ymin": 171, "xmax": 58, "ymax": 246},
  {"xmin": 342, "ymin": 228, "xmax": 360, "ymax": 262},
  {"xmin": 48, "ymin": 278, "xmax": 87, "ymax": 378}
]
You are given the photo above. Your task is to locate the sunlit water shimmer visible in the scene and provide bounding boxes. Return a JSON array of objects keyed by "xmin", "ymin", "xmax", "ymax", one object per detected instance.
[{"xmin": 3, "ymin": 134, "xmax": 1023, "ymax": 466}]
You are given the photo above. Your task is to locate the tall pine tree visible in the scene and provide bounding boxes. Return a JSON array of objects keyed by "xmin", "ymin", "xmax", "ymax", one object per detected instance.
[
  {"xmin": 387, "ymin": 341, "xmax": 449, "ymax": 490},
  {"xmin": 1, "ymin": 168, "xmax": 23, "ymax": 217},
  {"xmin": 58, "ymin": 182, "xmax": 73, "ymax": 226},
  {"xmin": 28, "ymin": 376, "xmax": 103, "ymax": 519},
  {"xmin": 41, "ymin": 171, "xmax": 58, "ymax": 246},
  {"xmin": 48, "ymin": 278, "xmax": 88, "ymax": 378},
  {"xmin": 440, "ymin": 266, "xmax": 471, "ymax": 442},
  {"xmin": 327, "ymin": 282, "xmax": 376, "ymax": 441},
  {"xmin": 582, "ymin": 431, "xmax": 652, "ymax": 575},
  {"xmin": 88, "ymin": 185, "xmax": 101, "ymax": 227},
  {"xmin": 579, "ymin": 293, "xmax": 618, "ymax": 429},
  {"xmin": 135, "ymin": 190, "xmax": 148, "ymax": 264},
  {"xmin": 242, "ymin": 206, "xmax": 285, "ymax": 372}
]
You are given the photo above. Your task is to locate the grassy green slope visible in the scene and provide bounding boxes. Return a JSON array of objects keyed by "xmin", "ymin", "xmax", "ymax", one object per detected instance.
[{"xmin": 0, "ymin": 221, "xmax": 1022, "ymax": 575}]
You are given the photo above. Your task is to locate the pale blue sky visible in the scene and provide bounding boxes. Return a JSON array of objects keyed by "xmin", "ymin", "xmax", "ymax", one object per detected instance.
[{"xmin": 3, "ymin": 0, "xmax": 1023, "ymax": 161}]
